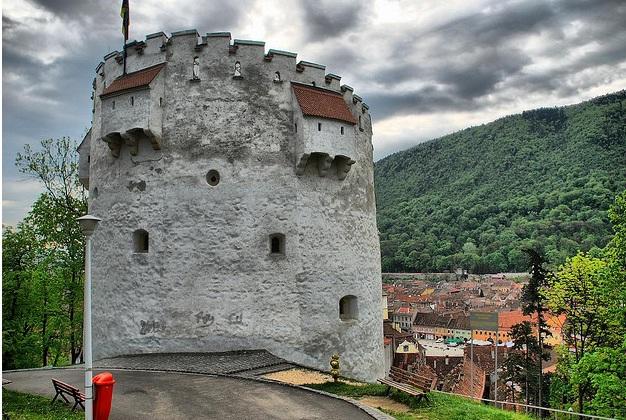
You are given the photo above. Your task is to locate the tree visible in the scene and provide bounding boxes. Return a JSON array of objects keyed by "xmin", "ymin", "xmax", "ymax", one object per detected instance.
[
  {"xmin": 16, "ymin": 137, "xmax": 85, "ymax": 212},
  {"xmin": 569, "ymin": 338, "xmax": 626, "ymax": 419},
  {"xmin": 503, "ymin": 321, "xmax": 542, "ymax": 407},
  {"xmin": 4, "ymin": 137, "xmax": 88, "ymax": 366},
  {"xmin": 520, "ymin": 249, "xmax": 552, "ymax": 414},
  {"xmin": 606, "ymin": 190, "xmax": 626, "ymax": 267},
  {"xmin": 544, "ymin": 191, "xmax": 626, "ymax": 414},
  {"xmin": 2, "ymin": 225, "xmax": 39, "ymax": 369}
]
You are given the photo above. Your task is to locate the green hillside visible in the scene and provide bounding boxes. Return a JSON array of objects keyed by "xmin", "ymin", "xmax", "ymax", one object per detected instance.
[{"xmin": 375, "ymin": 91, "xmax": 626, "ymax": 273}]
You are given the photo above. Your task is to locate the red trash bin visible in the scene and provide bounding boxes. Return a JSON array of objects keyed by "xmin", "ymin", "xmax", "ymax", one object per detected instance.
[{"xmin": 92, "ymin": 372, "xmax": 115, "ymax": 420}]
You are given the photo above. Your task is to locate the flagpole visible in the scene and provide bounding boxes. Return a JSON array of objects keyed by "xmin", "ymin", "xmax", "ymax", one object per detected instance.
[
  {"xmin": 123, "ymin": 42, "xmax": 127, "ymax": 75},
  {"xmin": 121, "ymin": 0, "xmax": 129, "ymax": 75}
]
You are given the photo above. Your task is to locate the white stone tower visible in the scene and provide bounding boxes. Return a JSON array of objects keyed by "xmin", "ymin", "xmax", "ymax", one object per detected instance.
[{"xmin": 79, "ymin": 30, "xmax": 383, "ymax": 381}]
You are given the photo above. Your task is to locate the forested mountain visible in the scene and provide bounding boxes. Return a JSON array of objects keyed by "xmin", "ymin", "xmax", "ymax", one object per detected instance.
[{"xmin": 375, "ymin": 91, "xmax": 626, "ymax": 273}]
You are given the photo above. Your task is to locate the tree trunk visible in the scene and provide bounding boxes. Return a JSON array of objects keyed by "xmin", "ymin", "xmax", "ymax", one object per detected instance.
[
  {"xmin": 42, "ymin": 310, "xmax": 49, "ymax": 366},
  {"xmin": 578, "ymin": 385, "xmax": 584, "ymax": 414},
  {"xmin": 537, "ymin": 314, "xmax": 543, "ymax": 417}
]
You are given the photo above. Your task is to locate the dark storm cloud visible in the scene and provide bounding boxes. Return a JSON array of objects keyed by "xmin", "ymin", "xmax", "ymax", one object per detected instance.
[
  {"xmin": 29, "ymin": 0, "xmax": 111, "ymax": 22},
  {"xmin": 299, "ymin": 0, "xmax": 366, "ymax": 41},
  {"xmin": 380, "ymin": 1, "xmax": 555, "ymax": 87},
  {"xmin": 137, "ymin": 1, "xmax": 252, "ymax": 36},
  {"xmin": 3, "ymin": 15, "xmax": 19, "ymax": 30},
  {"xmin": 31, "ymin": 0, "xmax": 98, "ymax": 15},
  {"xmin": 358, "ymin": 0, "xmax": 626, "ymax": 119},
  {"xmin": 367, "ymin": 87, "xmax": 472, "ymax": 120},
  {"xmin": 430, "ymin": 0, "xmax": 558, "ymax": 46}
]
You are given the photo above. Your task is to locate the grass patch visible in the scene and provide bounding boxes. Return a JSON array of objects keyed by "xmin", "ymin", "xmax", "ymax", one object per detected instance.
[
  {"xmin": 409, "ymin": 392, "xmax": 533, "ymax": 420},
  {"xmin": 2, "ymin": 388, "xmax": 84, "ymax": 420},
  {"xmin": 303, "ymin": 381, "xmax": 534, "ymax": 420},
  {"xmin": 302, "ymin": 381, "xmax": 389, "ymax": 397}
]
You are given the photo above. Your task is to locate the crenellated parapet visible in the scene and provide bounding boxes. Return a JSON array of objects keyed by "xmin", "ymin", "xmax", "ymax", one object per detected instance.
[
  {"xmin": 91, "ymin": 29, "xmax": 372, "ymax": 180},
  {"xmin": 96, "ymin": 30, "xmax": 371, "ymax": 114}
]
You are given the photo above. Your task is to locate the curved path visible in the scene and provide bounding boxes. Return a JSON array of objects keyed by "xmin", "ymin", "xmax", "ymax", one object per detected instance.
[{"xmin": 3, "ymin": 368, "xmax": 375, "ymax": 419}]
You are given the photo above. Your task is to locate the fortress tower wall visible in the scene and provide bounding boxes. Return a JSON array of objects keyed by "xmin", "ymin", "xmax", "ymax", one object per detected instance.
[{"xmin": 86, "ymin": 30, "xmax": 382, "ymax": 381}]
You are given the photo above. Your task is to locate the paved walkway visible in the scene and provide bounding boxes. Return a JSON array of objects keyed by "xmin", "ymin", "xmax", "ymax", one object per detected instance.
[{"xmin": 3, "ymin": 368, "xmax": 376, "ymax": 419}]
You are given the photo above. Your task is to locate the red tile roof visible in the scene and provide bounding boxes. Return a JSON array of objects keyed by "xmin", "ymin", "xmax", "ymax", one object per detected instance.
[
  {"xmin": 498, "ymin": 309, "xmax": 534, "ymax": 330},
  {"xmin": 396, "ymin": 294, "xmax": 420, "ymax": 303},
  {"xmin": 292, "ymin": 83, "xmax": 357, "ymax": 124},
  {"xmin": 101, "ymin": 63, "xmax": 166, "ymax": 97}
]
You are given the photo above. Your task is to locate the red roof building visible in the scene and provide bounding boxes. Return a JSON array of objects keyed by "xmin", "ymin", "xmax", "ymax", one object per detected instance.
[
  {"xmin": 101, "ymin": 63, "xmax": 166, "ymax": 97},
  {"xmin": 292, "ymin": 83, "xmax": 356, "ymax": 124}
]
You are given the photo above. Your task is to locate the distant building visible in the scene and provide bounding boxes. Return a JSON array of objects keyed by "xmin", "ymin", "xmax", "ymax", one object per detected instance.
[
  {"xmin": 448, "ymin": 315, "xmax": 471, "ymax": 341},
  {"xmin": 393, "ymin": 306, "xmax": 416, "ymax": 331},
  {"xmin": 396, "ymin": 340, "xmax": 419, "ymax": 354},
  {"xmin": 413, "ymin": 312, "xmax": 440, "ymax": 340}
]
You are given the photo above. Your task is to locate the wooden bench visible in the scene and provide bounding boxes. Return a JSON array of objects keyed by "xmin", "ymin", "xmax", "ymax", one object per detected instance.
[
  {"xmin": 378, "ymin": 366, "xmax": 437, "ymax": 403},
  {"xmin": 51, "ymin": 378, "xmax": 85, "ymax": 411}
]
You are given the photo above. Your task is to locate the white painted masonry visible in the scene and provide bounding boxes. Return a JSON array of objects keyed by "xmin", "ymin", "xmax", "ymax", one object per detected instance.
[{"xmin": 82, "ymin": 30, "xmax": 383, "ymax": 381}]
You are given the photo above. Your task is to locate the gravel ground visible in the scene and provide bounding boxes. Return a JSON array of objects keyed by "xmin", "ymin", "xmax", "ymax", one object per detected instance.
[{"xmin": 263, "ymin": 368, "xmax": 365, "ymax": 385}]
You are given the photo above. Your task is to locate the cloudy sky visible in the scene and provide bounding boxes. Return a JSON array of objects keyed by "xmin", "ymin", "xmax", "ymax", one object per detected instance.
[{"xmin": 2, "ymin": 0, "xmax": 626, "ymax": 225}]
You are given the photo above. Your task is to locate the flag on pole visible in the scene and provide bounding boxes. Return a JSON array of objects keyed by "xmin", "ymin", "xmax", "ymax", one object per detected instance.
[{"xmin": 121, "ymin": 0, "xmax": 129, "ymax": 41}]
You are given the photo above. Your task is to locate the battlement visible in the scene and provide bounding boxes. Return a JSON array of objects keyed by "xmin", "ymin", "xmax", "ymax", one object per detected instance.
[{"xmin": 97, "ymin": 30, "xmax": 370, "ymax": 115}]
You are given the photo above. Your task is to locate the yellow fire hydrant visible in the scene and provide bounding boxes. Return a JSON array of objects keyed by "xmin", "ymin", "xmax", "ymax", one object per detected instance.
[{"xmin": 330, "ymin": 354, "xmax": 340, "ymax": 383}]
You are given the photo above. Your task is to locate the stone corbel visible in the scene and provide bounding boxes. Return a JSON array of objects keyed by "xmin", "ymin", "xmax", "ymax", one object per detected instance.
[
  {"xmin": 317, "ymin": 154, "xmax": 333, "ymax": 177},
  {"xmin": 101, "ymin": 132, "xmax": 124, "ymax": 158},
  {"xmin": 295, "ymin": 153, "xmax": 310, "ymax": 176},
  {"xmin": 144, "ymin": 128, "xmax": 162, "ymax": 150},
  {"xmin": 335, "ymin": 155, "xmax": 356, "ymax": 180},
  {"xmin": 123, "ymin": 129, "xmax": 141, "ymax": 156}
]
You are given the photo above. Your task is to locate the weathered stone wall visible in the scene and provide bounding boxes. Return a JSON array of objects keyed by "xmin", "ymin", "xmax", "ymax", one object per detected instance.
[{"xmin": 87, "ymin": 30, "xmax": 383, "ymax": 381}]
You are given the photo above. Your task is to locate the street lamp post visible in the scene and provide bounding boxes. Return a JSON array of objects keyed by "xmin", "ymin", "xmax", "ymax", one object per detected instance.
[{"xmin": 77, "ymin": 215, "xmax": 101, "ymax": 420}]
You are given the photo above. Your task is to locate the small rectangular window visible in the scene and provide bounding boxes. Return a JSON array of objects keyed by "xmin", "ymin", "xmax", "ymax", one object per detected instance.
[
  {"xmin": 318, "ymin": 122, "xmax": 322, "ymax": 131},
  {"xmin": 159, "ymin": 97, "xmax": 163, "ymax": 107},
  {"xmin": 130, "ymin": 96, "xmax": 134, "ymax": 106},
  {"xmin": 133, "ymin": 229, "xmax": 149, "ymax": 253},
  {"xmin": 269, "ymin": 233, "xmax": 285, "ymax": 255},
  {"xmin": 112, "ymin": 101, "xmax": 116, "ymax": 110},
  {"xmin": 295, "ymin": 123, "xmax": 298, "ymax": 133},
  {"xmin": 340, "ymin": 126, "xmax": 344, "ymax": 135}
]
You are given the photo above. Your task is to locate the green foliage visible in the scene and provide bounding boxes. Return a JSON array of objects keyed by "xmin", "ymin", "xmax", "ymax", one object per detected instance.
[
  {"xmin": 546, "ymin": 191, "xmax": 626, "ymax": 416},
  {"xmin": 607, "ymin": 190, "xmax": 626, "ymax": 267},
  {"xmin": 2, "ymin": 389, "xmax": 84, "ymax": 420},
  {"xmin": 569, "ymin": 339, "xmax": 626, "ymax": 419},
  {"xmin": 375, "ymin": 91, "xmax": 626, "ymax": 273},
  {"xmin": 546, "ymin": 253, "xmax": 625, "ymax": 357},
  {"xmin": 3, "ymin": 137, "xmax": 87, "ymax": 369}
]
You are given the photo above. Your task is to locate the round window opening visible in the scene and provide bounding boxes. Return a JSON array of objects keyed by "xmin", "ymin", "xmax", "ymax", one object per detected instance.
[{"xmin": 206, "ymin": 170, "xmax": 220, "ymax": 186}]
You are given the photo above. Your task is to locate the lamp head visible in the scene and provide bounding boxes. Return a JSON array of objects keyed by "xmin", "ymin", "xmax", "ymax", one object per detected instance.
[{"xmin": 77, "ymin": 215, "xmax": 102, "ymax": 237}]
